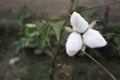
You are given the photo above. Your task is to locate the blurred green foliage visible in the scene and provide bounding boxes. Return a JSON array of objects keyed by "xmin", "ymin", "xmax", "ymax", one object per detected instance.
[
  {"xmin": 14, "ymin": 7, "xmax": 65, "ymax": 57},
  {"xmin": 105, "ymin": 26, "xmax": 120, "ymax": 58}
]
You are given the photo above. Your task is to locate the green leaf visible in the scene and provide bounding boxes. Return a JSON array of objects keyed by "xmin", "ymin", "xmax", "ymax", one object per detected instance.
[
  {"xmin": 39, "ymin": 23, "xmax": 51, "ymax": 47},
  {"xmin": 25, "ymin": 23, "xmax": 36, "ymax": 28},
  {"xmin": 28, "ymin": 32, "xmax": 39, "ymax": 37},
  {"xmin": 49, "ymin": 22, "xmax": 60, "ymax": 42}
]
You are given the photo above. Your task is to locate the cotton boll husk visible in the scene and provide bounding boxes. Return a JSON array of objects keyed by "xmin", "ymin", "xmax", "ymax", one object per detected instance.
[
  {"xmin": 83, "ymin": 29, "xmax": 107, "ymax": 48},
  {"xmin": 66, "ymin": 32, "xmax": 82, "ymax": 56},
  {"xmin": 70, "ymin": 12, "xmax": 88, "ymax": 33}
]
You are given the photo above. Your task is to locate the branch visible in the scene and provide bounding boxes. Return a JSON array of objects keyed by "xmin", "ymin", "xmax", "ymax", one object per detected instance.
[
  {"xmin": 102, "ymin": 33, "xmax": 120, "ymax": 37},
  {"xmin": 81, "ymin": 1, "xmax": 120, "ymax": 12},
  {"xmin": 82, "ymin": 51, "xmax": 116, "ymax": 80},
  {"xmin": 46, "ymin": 40, "xmax": 55, "ymax": 54}
]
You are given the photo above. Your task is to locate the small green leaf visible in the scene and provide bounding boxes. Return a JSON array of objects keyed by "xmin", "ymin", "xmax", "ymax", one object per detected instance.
[
  {"xmin": 25, "ymin": 23, "xmax": 36, "ymax": 28},
  {"xmin": 28, "ymin": 32, "xmax": 39, "ymax": 37},
  {"xmin": 39, "ymin": 23, "xmax": 51, "ymax": 47},
  {"xmin": 49, "ymin": 22, "xmax": 60, "ymax": 42}
]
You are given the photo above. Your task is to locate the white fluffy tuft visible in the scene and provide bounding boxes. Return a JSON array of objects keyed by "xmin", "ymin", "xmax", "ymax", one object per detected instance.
[
  {"xmin": 70, "ymin": 12, "xmax": 88, "ymax": 33},
  {"xmin": 83, "ymin": 29, "xmax": 107, "ymax": 48},
  {"xmin": 65, "ymin": 32, "xmax": 82, "ymax": 56}
]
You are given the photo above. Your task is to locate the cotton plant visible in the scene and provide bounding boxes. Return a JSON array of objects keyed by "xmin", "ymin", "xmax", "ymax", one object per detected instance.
[
  {"xmin": 65, "ymin": 12, "xmax": 107, "ymax": 56},
  {"xmin": 65, "ymin": 12, "xmax": 116, "ymax": 80}
]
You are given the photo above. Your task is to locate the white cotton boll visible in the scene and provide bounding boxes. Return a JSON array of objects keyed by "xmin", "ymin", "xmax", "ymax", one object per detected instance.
[
  {"xmin": 83, "ymin": 29, "xmax": 107, "ymax": 48},
  {"xmin": 70, "ymin": 12, "xmax": 89, "ymax": 33},
  {"xmin": 65, "ymin": 32, "xmax": 82, "ymax": 56}
]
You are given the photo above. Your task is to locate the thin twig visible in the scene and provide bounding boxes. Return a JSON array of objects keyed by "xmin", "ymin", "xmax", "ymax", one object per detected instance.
[
  {"xmin": 46, "ymin": 40, "xmax": 55, "ymax": 54},
  {"xmin": 82, "ymin": 1, "xmax": 120, "ymax": 12},
  {"xmin": 75, "ymin": 0, "xmax": 79, "ymax": 10},
  {"xmin": 103, "ymin": 6, "xmax": 110, "ymax": 32},
  {"xmin": 82, "ymin": 51, "xmax": 116, "ymax": 80},
  {"xmin": 103, "ymin": 33, "xmax": 120, "ymax": 37}
]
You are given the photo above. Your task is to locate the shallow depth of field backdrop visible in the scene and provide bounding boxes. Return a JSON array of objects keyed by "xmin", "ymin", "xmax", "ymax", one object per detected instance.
[{"xmin": 0, "ymin": 0, "xmax": 120, "ymax": 80}]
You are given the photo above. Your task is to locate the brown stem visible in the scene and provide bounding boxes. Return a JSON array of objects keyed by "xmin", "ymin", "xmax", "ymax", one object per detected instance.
[
  {"xmin": 81, "ymin": 1, "xmax": 120, "ymax": 12},
  {"xmin": 82, "ymin": 51, "xmax": 116, "ymax": 80},
  {"xmin": 49, "ymin": 27, "xmax": 64, "ymax": 80},
  {"xmin": 46, "ymin": 40, "xmax": 55, "ymax": 54},
  {"xmin": 49, "ymin": 1, "xmax": 75, "ymax": 80}
]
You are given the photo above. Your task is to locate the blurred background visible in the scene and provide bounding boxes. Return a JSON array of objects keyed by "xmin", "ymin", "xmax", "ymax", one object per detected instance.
[{"xmin": 0, "ymin": 0, "xmax": 120, "ymax": 80}]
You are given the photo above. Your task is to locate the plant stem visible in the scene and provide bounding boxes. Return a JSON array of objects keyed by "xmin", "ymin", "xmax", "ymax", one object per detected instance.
[
  {"xmin": 49, "ymin": 1, "xmax": 75, "ymax": 80},
  {"xmin": 103, "ymin": 33, "xmax": 120, "ymax": 37},
  {"xmin": 82, "ymin": 51, "xmax": 116, "ymax": 80},
  {"xmin": 82, "ymin": 1, "xmax": 120, "ymax": 12}
]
